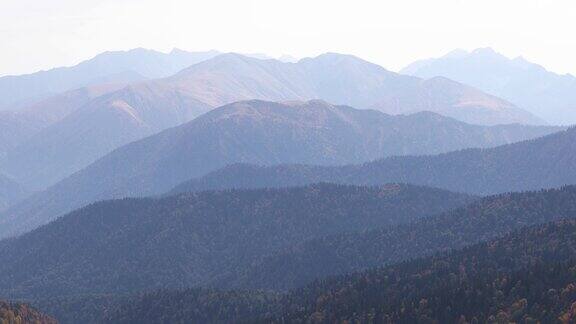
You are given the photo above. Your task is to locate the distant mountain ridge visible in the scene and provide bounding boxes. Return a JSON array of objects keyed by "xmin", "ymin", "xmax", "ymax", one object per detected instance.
[
  {"xmin": 0, "ymin": 81, "xmax": 140, "ymax": 158},
  {"xmin": 172, "ymin": 52, "xmax": 540, "ymax": 125},
  {"xmin": 174, "ymin": 126, "xmax": 576, "ymax": 196},
  {"xmin": 0, "ymin": 82, "xmax": 211, "ymax": 189},
  {"xmin": 402, "ymin": 47, "xmax": 576, "ymax": 125},
  {"xmin": 0, "ymin": 48, "xmax": 220, "ymax": 110},
  {"xmin": 0, "ymin": 99, "xmax": 560, "ymax": 238}
]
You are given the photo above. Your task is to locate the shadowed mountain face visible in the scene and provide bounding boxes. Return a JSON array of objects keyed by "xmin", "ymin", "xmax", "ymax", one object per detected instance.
[
  {"xmin": 0, "ymin": 183, "xmax": 474, "ymax": 299},
  {"xmin": 175, "ymin": 126, "xmax": 576, "ymax": 197},
  {"xmin": 0, "ymin": 100, "xmax": 560, "ymax": 238},
  {"xmin": 402, "ymin": 47, "xmax": 576, "ymax": 125},
  {"xmin": 0, "ymin": 48, "xmax": 220, "ymax": 110}
]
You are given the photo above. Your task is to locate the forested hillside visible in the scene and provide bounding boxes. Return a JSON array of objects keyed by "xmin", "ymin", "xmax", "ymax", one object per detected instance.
[
  {"xmin": 217, "ymin": 185, "xmax": 576, "ymax": 290},
  {"xmin": 51, "ymin": 219, "xmax": 576, "ymax": 324},
  {"xmin": 0, "ymin": 184, "xmax": 471, "ymax": 298},
  {"xmin": 271, "ymin": 220, "xmax": 576, "ymax": 323}
]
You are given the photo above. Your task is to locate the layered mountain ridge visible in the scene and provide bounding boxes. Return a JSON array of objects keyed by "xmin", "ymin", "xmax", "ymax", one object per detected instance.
[
  {"xmin": 0, "ymin": 99, "xmax": 559, "ymax": 238},
  {"xmin": 175, "ymin": 125, "xmax": 576, "ymax": 196}
]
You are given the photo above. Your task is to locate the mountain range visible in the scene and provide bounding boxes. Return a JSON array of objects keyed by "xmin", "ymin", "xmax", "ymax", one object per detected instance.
[
  {"xmin": 0, "ymin": 48, "xmax": 220, "ymax": 110},
  {"xmin": 1, "ymin": 46, "xmax": 576, "ymax": 324},
  {"xmin": 402, "ymin": 47, "xmax": 576, "ymax": 125},
  {"xmin": 0, "ymin": 99, "xmax": 560, "ymax": 238},
  {"xmin": 175, "ymin": 125, "xmax": 576, "ymax": 196},
  {"xmin": 172, "ymin": 52, "xmax": 541, "ymax": 126},
  {"xmin": 0, "ymin": 51, "xmax": 546, "ymax": 191}
]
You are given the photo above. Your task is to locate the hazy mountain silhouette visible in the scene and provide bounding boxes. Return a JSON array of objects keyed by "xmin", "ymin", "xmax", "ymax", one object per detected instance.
[
  {"xmin": 402, "ymin": 47, "xmax": 576, "ymax": 125},
  {"xmin": 0, "ymin": 81, "xmax": 141, "ymax": 158},
  {"xmin": 0, "ymin": 48, "xmax": 219, "ymax": 110},
  {"xmin": 0, "ymin": 82, "xmax": 211, "ymax": 189}
]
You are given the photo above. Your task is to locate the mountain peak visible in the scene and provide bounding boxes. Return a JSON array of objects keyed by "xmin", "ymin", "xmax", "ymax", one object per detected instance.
[
  {"xmin": 402, "ymin": 46, "xmax": 576, "ymax": 124},
  {"xmin": 309, "ymin": 52, "xmax": 367, "ymax": 63},
  {"xmin": 471, "ymin": 47, "xmax": 499, "ymax": 55},
  {"xmin": 442, "ymin": 49, "xmax": 469, "ymax": 59}
]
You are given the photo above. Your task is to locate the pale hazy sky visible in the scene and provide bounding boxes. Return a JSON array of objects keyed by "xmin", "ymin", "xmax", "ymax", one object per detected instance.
[{"xmin": 1, "ymin": 0, "xmax": 575, "ymax": 76}]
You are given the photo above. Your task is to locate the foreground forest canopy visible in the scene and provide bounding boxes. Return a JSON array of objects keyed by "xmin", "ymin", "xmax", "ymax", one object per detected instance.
[
  {"xmin": 0, "ymin": 300, "xmax": 56, "ymax": 324},
  {"xmin": 32, "ymin": 219, "xmax": 576, "ymax": 323}
]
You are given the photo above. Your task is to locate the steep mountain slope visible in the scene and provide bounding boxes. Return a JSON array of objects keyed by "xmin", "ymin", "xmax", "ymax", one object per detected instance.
[
  {"xmin": 0, "ymin": 83, "xmax": 211, "ymax": 189},
  {"xmin": 0, "ymin": 174, "xmax": 28, "ymax": 211},
  {"xmin": 175, "ymin": 126, "xmax": 576, "ymax": 196},
  {"xmin": 0, "ymin": 300, "xmax": 57, "ymax": 324},
  {"xmin": 271, "ymin": 219, "xmax": 576, "ymax": 323},
  {"xmin": 0, "ymin": 81, "xmax": 141, "ymax": 158},
  {"xmin": 0, "ymin": 183, "xmax": 473, "ymax": 298},
  {"xmin": 402, "ymin": 47, "xmax": 576, "ymax": 125},
  {"xmin": 219, "ymin": 185, "xmax": 576, "ymax": 291},
  {"xmin": 0, "ymin": 100, "xmax": 559, "ymax": 237},
  {"xmin": 0, "ymin": 48, "xmax": 219, "ymax": 110}
]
